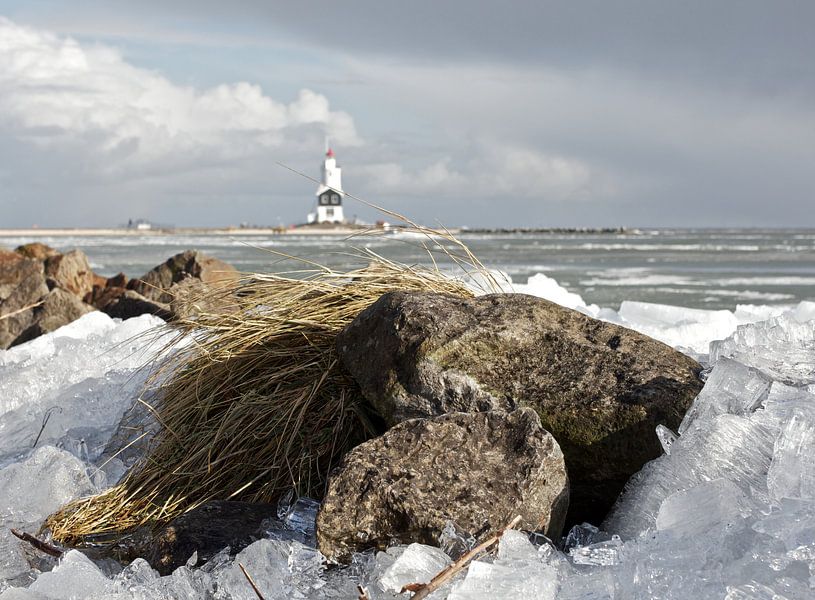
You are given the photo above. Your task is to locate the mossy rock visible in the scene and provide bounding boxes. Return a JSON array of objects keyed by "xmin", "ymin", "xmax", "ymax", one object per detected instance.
[{"xmin": 337, "ymin": 291, "xmax": 703, "ymax": 524}]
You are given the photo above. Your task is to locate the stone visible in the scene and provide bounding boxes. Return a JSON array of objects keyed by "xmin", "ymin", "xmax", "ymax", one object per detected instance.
[
  {"xmin": 128, "ymin": 250, "xmax": 239, "ymax": 304},
  {"xmin": 102, "ymin": 290, "xmax": 173, "ymax": 321},
  {"xmin": 12, "ymin": 288, "xmax": 94, "ymax": 345},
  {"xmin": 337, "ymin": 292, "xmax": 703, "ymax": 524},
  {"xmin": 0, "ymin": 251, "xmax": 48, "ymax": 349},
  {"xmin": 145, "ymin": 501, "xmax": 278, "ymax": 575},
  {"xmin": 44, "ymin": 250, "xmax": 94, "ymax": 298},
  {"xmin": 14, "ymin": 242, "xmax": 59, "ymax": 261},
  {"xmin": 316, "ymin": 408, "xmax": 568, "ymax": 563}
]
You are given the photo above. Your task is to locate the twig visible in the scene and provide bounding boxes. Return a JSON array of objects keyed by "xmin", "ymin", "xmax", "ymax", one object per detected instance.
[
  {"xmin": 401, "ymin": 515, "xmax": 523, "ymax": 600},
  {"xmin": 0, "ymin": 301, "xmax": 43, "ymax": 322},
  {"xmin": 357, "ymin": 584, "xmax": 371, "ymax": 600},
  {"xmin": 239, "ymin": 563, "xmax": 266, "ymax": 600},
  {"xmin": 32, "ymin": 406, "xmax": 62, "ymax": 448},
  {"xmin": 10, "ymin": 529, "xmax": 64, "ymax": 558}
]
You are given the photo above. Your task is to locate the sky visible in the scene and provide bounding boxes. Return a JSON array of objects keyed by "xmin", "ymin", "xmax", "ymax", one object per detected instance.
[{"xmin": 0, "ymin": 0, "xmax": 813, "ymax": 228}]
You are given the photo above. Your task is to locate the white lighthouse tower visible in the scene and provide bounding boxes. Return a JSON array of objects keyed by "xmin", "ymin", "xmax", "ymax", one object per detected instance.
[{"xmin": 307, "ymin": 147, "xmax": 345, "ymax": 224}]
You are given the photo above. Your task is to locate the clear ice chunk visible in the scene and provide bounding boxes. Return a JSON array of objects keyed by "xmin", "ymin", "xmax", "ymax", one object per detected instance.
[
  {"xmin": 656, "ymin": 479, "xmax": 752, "ymax": 538},
  {"xmin": 447, "ymin": 560, "xmax": 557, "ymax": 599},
  {"xmin": 604, "ymin": 414, "xmax": 774, "ymax": 538},
  {"xmin": 563, "ymin": 523, "xmax": 609, "ymax": 551},
  {"xmin": 569, "ymin": 536, "xmax": 623, "ymax": 566},
  {"xmin": 438, "ymin": 521, "xmax": 476, "ymax": 560},
  {"xmin": 768, "ymin": 410, "xmax": 815, "ymax": 501},
  {"xmin": 378, "ymin": 543, "xmax": 451, "ymax": 594},
  {"xmin": 678, "ymin": 358, "xmax": 771, "ymax": 435},
  {"xmin": 28, "ymin": 551, "xmax": 113, "ymax": 599},
  {"xmin": 710, "ymin": 312, "xmax": 815, "ymax": 385},
  {"xmin": 655, "ymin": 424, "xmax": 678, "ymax": 454}
]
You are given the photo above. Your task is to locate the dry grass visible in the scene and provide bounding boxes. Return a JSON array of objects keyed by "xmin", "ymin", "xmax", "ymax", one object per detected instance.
[{"xmin": 47, "ymin": 226, "xmax": 501, "ymax": 547}]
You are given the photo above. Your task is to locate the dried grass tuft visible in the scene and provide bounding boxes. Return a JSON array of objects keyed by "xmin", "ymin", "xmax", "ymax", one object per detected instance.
[{"xmin": 47, "ymin": 225, "xmax": 501, "ymax": 547}]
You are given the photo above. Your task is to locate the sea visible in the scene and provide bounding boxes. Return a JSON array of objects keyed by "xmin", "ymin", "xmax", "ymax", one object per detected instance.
[{"xmin": 1, "ymin": 228, "xmax": 814, "ymax": 311}]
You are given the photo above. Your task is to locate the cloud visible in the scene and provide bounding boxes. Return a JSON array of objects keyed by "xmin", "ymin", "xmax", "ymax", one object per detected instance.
[
  {"xmin": 358, "ymin": 145, "xmax": 594, "ymax": 199},
  {"xmin": 0, "ymin": 16, "xmax": 360, "ymax": 182}
]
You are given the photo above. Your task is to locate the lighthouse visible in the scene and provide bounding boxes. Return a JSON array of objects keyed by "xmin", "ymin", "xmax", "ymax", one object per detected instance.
[{"xmin": 307, "ymin": 147, "xmax": 345, "ymax": 224}]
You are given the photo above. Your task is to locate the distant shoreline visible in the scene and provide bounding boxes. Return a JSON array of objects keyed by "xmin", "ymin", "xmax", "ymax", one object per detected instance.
[{"xmin": 0, "ymin": 226, "xmax": 633, "ymax": 237}]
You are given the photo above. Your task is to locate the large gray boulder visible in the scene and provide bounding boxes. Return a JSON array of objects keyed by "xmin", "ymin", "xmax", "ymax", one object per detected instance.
[
  {"xmin": 337, "ymin": 292, "xmax": 703, "ymax": 524},
  {"xmin": 0, "ymin": 251, "xmax": 49, "ymax": 349},
  {"xmin": 128, "ymin": 250, "xmax": 239, "ymax": 304},
  {"xmin": 316, "ymin": 408, "xmax": 568, "ymax": 563}
]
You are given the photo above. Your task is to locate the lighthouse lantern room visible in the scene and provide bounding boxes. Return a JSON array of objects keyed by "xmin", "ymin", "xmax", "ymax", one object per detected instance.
[{"xmin": 308, "ymin": 147, "xmax": 345, "ymax": 224}]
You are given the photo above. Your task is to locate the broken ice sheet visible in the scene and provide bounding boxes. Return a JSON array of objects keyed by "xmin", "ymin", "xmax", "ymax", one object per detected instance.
[
  {"xmin": 378, "ymin": 543, "xmax": 451, "ymax": 595},
  {"xmin": 28, "ymin": 551, "xmax": 113, "ymax": 599},
  {"xmin": 604, "ymin": 414, "xmax": 774, "ymax": 539},
  {"xmin": 656, "ymin": 479, "xmax": 753, "ymax": 538},
  {"xmin": 710, "ymin": 311, "xmax": 815, "ymax": 385},
  {"xmin": 655, "ymin": 424, "xmax": 677, "ymax": 455},
  {"xmin": 678, "ymin": 357, "xmax": 771, "ymax": 435},
  {"xmin": 438, "ymin": 521, "xmax": 476, "ymax": 560},
  {"xmin": 563, "ymin": 523, "xmax": 611, "ymax": 552},
  {"xmin": 768, "ymin": 410, "xmax": 815, "ymax": 501},
  {"xmin": 447, "ymin": 559, "xmax": 557, "ymax": 599},
  {"xmin": 569, "ymin": 536, "xmax": 623, "ymax": 567}
]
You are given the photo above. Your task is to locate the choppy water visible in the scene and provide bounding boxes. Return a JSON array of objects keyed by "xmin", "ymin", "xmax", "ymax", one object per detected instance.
[{"xmin": 2, "ymin": 228, "xmax": 814, "ymax": 310}]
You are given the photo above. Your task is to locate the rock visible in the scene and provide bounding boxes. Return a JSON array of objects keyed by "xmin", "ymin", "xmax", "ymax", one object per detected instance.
[
  {"xmin": 44, "ymin": 250, "xmax": 94, "ymax": 298},
  {"xmin": 145, "ymin": 501, "xmax": 278, "ymax": 575},
  {"xmin": 316, "ymin": 408, "xmax": 568, "ymax": 563},
  {"xmin": 0, "ymin": 251, "xmax": 49, "ymax": 349},
  {"xmin": 12, "ymin": 288, "xmax": 94, "ymax": 345},
  {"xmin": 102, "ymin": 290, "xmax": 173, "ymax": 321},
  {"xmin": 128, "ymin": 250, "xmax": 239, "ymax": 304},
  {"xmin": 14, "ymin": 242, "xmax": 59, "ymax": 261},
  {"xmin": 337, "ymin": 292, "xmax": 703, "ymax": 524},
  {"xmin": 84, "ymin": 274, "xmax": 130, "ymax": 309}
]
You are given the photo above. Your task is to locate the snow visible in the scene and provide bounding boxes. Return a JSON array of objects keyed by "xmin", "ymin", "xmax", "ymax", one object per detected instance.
[{"xmin": 1, "ymin": 277, "xmax": 815, "ymax": 598}]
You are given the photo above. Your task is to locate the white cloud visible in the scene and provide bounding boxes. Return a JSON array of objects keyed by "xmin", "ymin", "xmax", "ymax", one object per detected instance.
[
  {"xmin": 357, "ymin": 144, "xmax": 594, "ymax": 199},
  {"xmin": 0, "ymin": 17, "xmax": 361, "ymax": 178}
]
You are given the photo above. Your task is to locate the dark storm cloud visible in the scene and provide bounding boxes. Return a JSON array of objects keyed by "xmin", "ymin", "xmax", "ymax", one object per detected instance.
[{"xmin": 126, "ymin": 0, "xmax": 815, "ymax": 93}]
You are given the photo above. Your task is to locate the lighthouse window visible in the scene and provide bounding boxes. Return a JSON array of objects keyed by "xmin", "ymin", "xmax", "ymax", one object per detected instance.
[{"xmin": 330, "ymin": 194, "xmax": 340, "ymax": 205}]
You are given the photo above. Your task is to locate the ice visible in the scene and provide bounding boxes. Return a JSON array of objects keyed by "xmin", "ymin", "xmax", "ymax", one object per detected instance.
[
  {"xmin": 438, "ymin": 521, "xmax": 476, "ymax": 560},
  {"xmin": 656, "ymin": 479, "xmax": 752, "ymax": 538},
  {"xmin": 768, "ymin": 410, "xmax": 815, "ymax": 501},
  {"xmin": 0, "ymin": 446, "xmax": 101, "ymax": 587},
  {"xmin": 274, "ymin": 493, "xmax": 320, "ymax": 545},
  {"xmin": 447, "ymin": 559, "xmax": 557, "ymax": 599},
  {"xmin": 0, "ymin": 313, "xmax": 176, "ymax": 466},
  {"xmin": 512, "ymin": 273, "xmax": 601, "ymax": 317},
  {"xmin": 617, "ymin": 301, "xmax": 739, "ymax": 354},
  {"xmin": 563, "ymin": 523, "xmax": 609, "ymax": 551},
  {"xmin": 711, "ymin": 311, "xmax": 815, "ymax": 385},
  {"xmin": 655, "ymin": 424, "xmax": 678, "ymax": 454},
  {"xmin": 678, "ymin": 358, "xmax": 772, "ymax": 434},
  {"xmin": 604, "ymin": 414, "xmax": 774, "ymax": 538},
  {"xmin": 29, "ymin": 551, "xmax": 112, "ymax": 599},
  {"xmin": 378, "ymin": 543, "xmax": 451, "ymax": 595},
  {"xmin": 569, "ymin": 537, "xmax": 623, "ymax": 567}
]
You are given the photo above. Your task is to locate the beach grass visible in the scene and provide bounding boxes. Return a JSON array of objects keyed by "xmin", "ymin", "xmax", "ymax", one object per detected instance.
[{"xmin": 46, "ymin": 223, "xmax": 502, "ymax": 546}]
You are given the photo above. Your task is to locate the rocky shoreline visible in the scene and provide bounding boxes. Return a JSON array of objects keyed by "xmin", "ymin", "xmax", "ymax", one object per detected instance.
[{"xmin": 0, "ymin": 244, "xmax": 239, "ymax": 349}]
